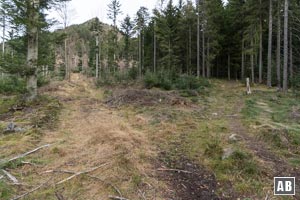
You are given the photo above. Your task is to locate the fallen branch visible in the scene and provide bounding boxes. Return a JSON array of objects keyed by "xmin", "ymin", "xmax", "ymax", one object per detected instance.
[
  {"xmin": 1, "ymin": 144, "xmax": 51, "ymax": 166},
  {"xmin": 0, "ymin": 175, "xmax": 3, "ymax": 180},
  {"xmin": 11, "ymin": 179, "xmax": 50, "ymax": 200},
  {"xmin": 157, "ymin": 168, "xmax": 193, "ymax": 174},
  {"xmin": 44, "ymin": 167, "xmax": 122, "ymax": 197},
  {"xmin": 2, "ymin": 169, "xmax": 19, "ymax": 184},
  {"xmin": 108, "ymin": 196, "xmax": 129, "ymax": 200},
  {"xmin": 55, "ymin": 163, "xmax": 108, "ymax": 185}
]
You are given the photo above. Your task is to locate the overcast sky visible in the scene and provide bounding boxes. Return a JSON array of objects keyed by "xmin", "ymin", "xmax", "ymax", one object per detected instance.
[
  {"xmin": 50, "ymin": 0, "xmax": 160, "ymax": 28},
  {"xmin": 49, "ymin": 0, "xmax": 227, "ymax": 29}
]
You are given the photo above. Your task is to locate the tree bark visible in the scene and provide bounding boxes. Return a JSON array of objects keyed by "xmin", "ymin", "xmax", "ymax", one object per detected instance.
[
  {"xmin": 241, "ymin": 38, "xmax": 245, "ymax": 80},
  {"xmin": 251, "ymin": 37, "xmax": 255, "ymax": 83},
  {"xmin": 153, "ymin": 21, "xmax": 156, "ymax": 73},
  {"xmin": 95, "ymin": 34, "xmax": 99, "ymax": 79},
  {"xmin": 138, "ymin": 33, "xmax": 142, "ymax": 77},
  {"xmin": 228, "ymin": 54, "xmax": 231, "ymax": 80},
  {"xmin": 197, "ymin": 0, "xmax": 200, "ymax": 77},
  {"xmin": 276, "ymin": 0, "xmax": 281, "ymax": 89},
  {"xmin": 289, "ymin": 28, "xmax": 293, "ymax": 79},
  {"xmin": 259, "ymin": 2, "xmax": 263, "ymax": 83},
  {"xmin": 202, "ymin": 29, "xmax": 205, "ymax": 77},
  {"xmin": 267, "ymin": 0, "xmax": 273, "ymax": 87},
  {"xmin": 26, "ymin": 0, "xmax": 40, "ymax": 100},
  {"xmin": 282, "ymin": 0, "xmax": 289, "ymax": 92},
  {"xmin": 189, "ymin": 25, "xmax": 192, "ymax": 75},
  {"xmin": 64, "ymin": 39, "xmax": 68, "ymax": 80},
  {"xmin": 2, "ymin": 14, "xmax": 4, "ymax": 55},
  {"xmin": 206, "ymin": 37, "xmax": 210, "ymax": 78}
]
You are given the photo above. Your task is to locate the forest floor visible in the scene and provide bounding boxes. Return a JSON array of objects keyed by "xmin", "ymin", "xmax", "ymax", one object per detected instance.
[{"xmin": 0, "ymin": 73, "xmax": 300, "ymax": 200}]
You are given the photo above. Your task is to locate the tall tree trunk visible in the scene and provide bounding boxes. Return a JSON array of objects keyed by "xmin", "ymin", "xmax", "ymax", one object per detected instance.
[
  {"xmin": 142, "ymin": 32, "xmax": 145, "ymax": 74},
  {"xmin": 189, "ymin": 25, "xmax": 192, "ymax": 75},
  {"xmin": 95, "ymin": 34, "xmax": 99, "ymax": 79},
  {"xmin": 206, "ymin": 37, "xmax": 210, "ymax": 78},
  {"xmin": 202, "ymin": 29, "xmax": 205, "ymax": 77},
  {"xmin": 267, "ymin": 0, "xmax": 273, "ymax": 87},
  {"xmin": 1, "ymin": 14, "xmax": 4, "ymax": 78},
  {"xmin": 228, "ymin": 54, "xmax": 231, "ymax": 80},
  {"xmin": 26, "ymin": 0, "xmax": 40, "ymax": 100},
  {"xmin": 251, "ymin": 37, "xmax": 255, "ymax": 83},
  {"xmin": 138, "ymin": 33, "xmax": 142, "ymax": 77},
  {"xmin": 282, "ymin": 0, "xmax": 289, "ymax": 92},
  {"xmin": 259, "ymin": 3, "xmax": 263, "ymax": 83},
  {"xmin": 241, "ymin": 38, "xmax": 245, "ymax": 80},
  {"xmin": 276, "ymin": 0, "xmax": 281, "ymax": 89},
  {"xmin": 197, "ymin": 0, "xmax": 200, "ymax": 77},
  {"xmin": 153, "ymin": 22, "xmax": 156, "ymax": 73},
  {"xmin": 2, "ymin": 15, "xmax": 4, "ymax": 55},
  {"xmin": 64, "ymin": 39, "xmax": 69, "ymax": 81},
  {"xmin": 289, "ymin": 29, "xmax": 293, "ymax": 79},
  {"xmin": 99, "ymin": 35, "xmax": 101, "ymax": 78}
]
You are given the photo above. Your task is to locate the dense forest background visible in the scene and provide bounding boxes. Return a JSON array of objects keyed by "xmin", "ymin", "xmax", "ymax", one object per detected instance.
[{"xmin": 0, "ymin": 0, "xmax": 299, "ymax": 97}]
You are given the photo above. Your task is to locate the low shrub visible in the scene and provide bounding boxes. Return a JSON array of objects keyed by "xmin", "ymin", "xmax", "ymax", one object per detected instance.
[
  {"xmin": 0, "ymin": 76, "xmax": 26, "ymax": 95},
  {"xmin": 144, "ymin": 72, "xmax": 210, "ymax": 91}
]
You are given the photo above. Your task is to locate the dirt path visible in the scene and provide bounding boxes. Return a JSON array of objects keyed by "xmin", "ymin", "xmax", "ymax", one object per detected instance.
[
  {"xmin": 35, "ymin": 74, "xmax": 160, "ymax": 199},
  {"xmin": 225, "ymin": 82, "xmax": 300, "ymax": 199}
]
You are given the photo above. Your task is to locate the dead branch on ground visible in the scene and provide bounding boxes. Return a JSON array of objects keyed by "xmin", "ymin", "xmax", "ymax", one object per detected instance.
[
  {"xmin": 2, "ymin": 169, "xmax": 19, "ymax": 184},
  {"xmin": 55, "ymin": 163, "xmax": 108, "ymax": 185},
  {"xmin": 157, "ymin": 167, "xmax": 193, "ymax": 174},
  {"xmin": 108, "ymin": 196, "xmax": 129, "ymax": 200},
  {"xmin": 0, "ymin": 144, "xmax": 51, "ymax": 166},
  {"xmin": 11, "ymin": 179, "xmax": 51, "ymax": 200}
]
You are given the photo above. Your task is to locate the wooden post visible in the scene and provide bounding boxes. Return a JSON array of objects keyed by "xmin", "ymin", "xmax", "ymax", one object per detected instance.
[{"xmin": 246, "ymin": 78, "xmax": 252, "ymax": 95}]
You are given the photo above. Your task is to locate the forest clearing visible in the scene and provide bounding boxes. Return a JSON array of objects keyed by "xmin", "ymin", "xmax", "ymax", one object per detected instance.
[
  {"xmin": 0, "ymin": 73, "xmax": 299, "ymax": 199},
  {"xmin": 1, "ymin": 0, "xmax": 300, "ymax": 199}
]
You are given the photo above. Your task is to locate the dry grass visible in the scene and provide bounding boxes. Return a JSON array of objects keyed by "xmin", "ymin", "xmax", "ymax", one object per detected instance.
[{"xmin": 0, "ymin": 74, "xmax": 165, "ymax": 200}]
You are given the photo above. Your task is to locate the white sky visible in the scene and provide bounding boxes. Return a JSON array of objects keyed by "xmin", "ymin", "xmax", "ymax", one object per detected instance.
[
  {"xmin": 50, "ymin": 0, "xmax": 161, "ymax": 28},
  {"xmin": 49, "ymin": 0, "xmax": 227, "ymax": 29}
]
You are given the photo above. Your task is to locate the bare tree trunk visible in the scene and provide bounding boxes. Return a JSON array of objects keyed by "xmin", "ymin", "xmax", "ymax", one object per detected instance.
[
  {"xmin": 276, "ymin": 0, "xmax": 281, "ymax": 89},
  {"xmin": 64, "ymin": 39, "xmax": 69, "ymax": 81},
  {"xmin": 202, "ymin": 29, "xmax": 205, "ymax": 77},
  {"xmin": 282, "ymin": 0, "xmax": 289, "ymax": 92},
  {"xmin": 95, "ymin": 34, "xmax": 99, "ymax": 79},
  {"xmin": 99, "ymin": 35, "xmax": 101, "ymax": 78},
  {"xmin": 241, "ymin": 38, "xmax": 245, "ymax": 80},
  {"xmin": 1, "ymin": 14, "xmax": 5, "ymax": 78},
  {"xmin": 2, "ymin": 15, "xmax": 4, "ymax": 55},
  {"xmin": 153, "ymin": 21, "xmax": 156, "ymax": 73},
  {"xmin": 197, "ymin": 0, "xmax": 200, "ymax": 77},
  {"xmin": 138, "ymin": 33, "xmax": 142, "ymax": 77},
  {"xmin": 26, "ymin": 0, "xmax": 40, "ymax": 100},
  {"xmin": 206, "ymin": 37, "xmax": 210, "ymax": 78},
  {"xmin": 228, "ymin": 54, "xmax": 231, "ymax": 80},
  {"xmin": 251, "ymin": 37, "xmax": 255, "ymax": 83},
  {"xmin": 259, "ymin": 4, "xmax": 263, "ymax": 83},
  {"xmin": 189, "ymin": 25, "xmax": 192, "ymax": 75},
  {"xmin": 289, "ymin": 29, "xmax": 293, "ymax": 79},
  {"xmin": 267, "ymin": 0, "xmax": 273, "ymax": 87}
]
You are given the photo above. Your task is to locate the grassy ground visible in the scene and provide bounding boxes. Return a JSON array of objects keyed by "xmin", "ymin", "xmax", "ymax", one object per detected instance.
[
  {"xmin": 1, "ymin": 76, "xmax": 299, "ymax": 199},
  {"xmin": 121, "ymin": 80, "xmax": 300, "ymax": 199}
]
